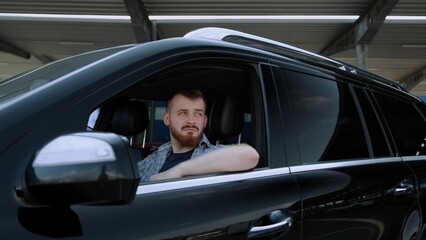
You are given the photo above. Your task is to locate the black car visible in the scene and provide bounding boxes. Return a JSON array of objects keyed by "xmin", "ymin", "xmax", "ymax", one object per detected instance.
[{"xmin": 1, "ymin": 27, "xmax": 426, "ymax": 239}]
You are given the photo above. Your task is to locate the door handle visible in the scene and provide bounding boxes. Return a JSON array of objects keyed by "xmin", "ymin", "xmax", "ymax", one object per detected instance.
[
  {"xmin": 248, "ymin": 210, "xmax": 293, "ymax": 238},
  {"xmin": 394, "ymin": 181, "xmax": 414, "ymax": 196}
]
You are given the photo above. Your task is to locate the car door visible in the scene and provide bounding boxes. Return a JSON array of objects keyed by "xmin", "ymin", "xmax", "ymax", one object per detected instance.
[
  {"xmin": 8, "ymin": 49, "xmax": 303, "ymax": 239},
  {"xmin": 270, "ymin": 63, "xmax": 420, "ymax": 240},
  {"xmin": 66, "ymin": 61, "xmax": 302, "ymax": 240},
  {"xmin": 368, "ymin": 89, "xmax": 426, "ymax": 239}
]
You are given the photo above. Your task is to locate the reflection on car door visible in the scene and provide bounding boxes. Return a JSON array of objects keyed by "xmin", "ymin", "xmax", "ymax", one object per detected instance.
[
  {"xmin": 371, "ymin": 89, "xmax": 426, "ymax": 239},
  {"xmin": 292, "ymin": 160, "xmax": 417, "ymax": 239}
]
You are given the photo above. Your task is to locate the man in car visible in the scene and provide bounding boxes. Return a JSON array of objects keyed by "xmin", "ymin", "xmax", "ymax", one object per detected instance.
[{"xmin": 138, "ymin": 89, "xmax": 259, "ymax": 182}]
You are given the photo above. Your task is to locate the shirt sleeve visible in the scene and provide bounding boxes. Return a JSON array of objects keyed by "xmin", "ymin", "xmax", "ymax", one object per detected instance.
[{"xmin": 138, "ymin": 151, "xmax": 162, "ymax": 183}]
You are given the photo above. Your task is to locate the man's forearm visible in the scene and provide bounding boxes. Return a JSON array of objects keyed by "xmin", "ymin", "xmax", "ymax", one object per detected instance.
[
  {"xmin": 149, "ymin": 144, "xmax": 259, "ymax": 181},
  {"xmin": 177, "ymin": 144, "xmax": 259, "ymax": 177}
]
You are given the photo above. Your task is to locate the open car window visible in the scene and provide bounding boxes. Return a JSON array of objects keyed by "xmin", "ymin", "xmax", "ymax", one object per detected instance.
[{"xmin": 88, "ymin": 59, "xmax": 265, "ymax": 182}]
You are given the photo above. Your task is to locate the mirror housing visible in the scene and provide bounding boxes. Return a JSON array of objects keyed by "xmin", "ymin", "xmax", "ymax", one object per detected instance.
[{"xmin": 22, "ymin": 132, "xmax": 141, "ymax": 206}]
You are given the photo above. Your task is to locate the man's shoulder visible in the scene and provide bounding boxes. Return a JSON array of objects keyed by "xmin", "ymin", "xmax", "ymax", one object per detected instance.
[{"xmin": 139, "ymin": 142, "xmax": 172, "ymax": 165}]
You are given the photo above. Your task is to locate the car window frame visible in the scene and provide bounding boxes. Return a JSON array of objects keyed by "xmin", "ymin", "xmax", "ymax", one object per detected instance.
[{"xmin": 87, "ymin": 57, "xmax": 275, "ymax": 186}]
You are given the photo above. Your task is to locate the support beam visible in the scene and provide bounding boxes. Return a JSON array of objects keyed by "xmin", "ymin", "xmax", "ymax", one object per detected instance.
[
  {"xmin": 356, "ymin": 43, "xmax": 369, "ymax": 70},
  {"xmin": 123, "ymin": 0, "xmax": 153, "ymax": 42},
  {"xmin": 0, "ymin": 38, "xmax": 30, "ymax": 59},
  {"xmin": 151, "ymin": 21, "xmax": 157, "ymax": 41},
  {"xmin": 320, "ymin": 0, "xmax": 399, "ymax": 56},
  {"xmin": 399, "ymin": 67, "xmax": 426, "ymax": 91}
]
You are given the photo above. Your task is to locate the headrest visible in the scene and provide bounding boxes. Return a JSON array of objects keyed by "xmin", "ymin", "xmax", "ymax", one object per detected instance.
[
  {"xmin": 111, "ymin": 100, "xmax": 149, "ymax": 136},
  {"xmin": 207, "ymin": 95, "xmax": 244, "ymax": 142}
]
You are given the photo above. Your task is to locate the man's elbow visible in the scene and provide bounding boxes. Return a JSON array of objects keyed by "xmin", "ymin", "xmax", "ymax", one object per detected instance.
[{"xmin": 242, "ymin": 145, "xmax": 260, "ymax": 169}]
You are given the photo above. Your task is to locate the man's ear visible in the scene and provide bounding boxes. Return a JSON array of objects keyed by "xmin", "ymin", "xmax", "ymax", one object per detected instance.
[{"xmin": 163, "ymin": 112, "xmax": 170, "ymax": 126}]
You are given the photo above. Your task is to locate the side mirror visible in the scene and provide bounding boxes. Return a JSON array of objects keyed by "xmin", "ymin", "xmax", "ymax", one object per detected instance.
[{"xmin": 21, "ymin": 132, "xmax": 141, "ymax": 206}]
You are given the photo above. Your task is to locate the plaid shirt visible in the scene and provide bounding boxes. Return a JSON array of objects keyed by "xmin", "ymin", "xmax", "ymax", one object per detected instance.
[{"xmin": 138, "ymin": 134, "xmax": 223, "ymax": 182}]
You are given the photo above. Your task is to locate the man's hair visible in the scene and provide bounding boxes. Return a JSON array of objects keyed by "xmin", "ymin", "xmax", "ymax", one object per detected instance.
[{"xmin": 166, "ymin": 89, "xmax": 207, "ymax": 110}]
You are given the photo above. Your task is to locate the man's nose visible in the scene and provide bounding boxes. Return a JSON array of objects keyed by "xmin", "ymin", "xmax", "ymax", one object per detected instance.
[
  {"xmin": 186, "ymin": 114, "xmax": 196, "ymax": 123},
  {"xmin": 186, "ymin": 114, "xmax": 194, "ymax": 123}
]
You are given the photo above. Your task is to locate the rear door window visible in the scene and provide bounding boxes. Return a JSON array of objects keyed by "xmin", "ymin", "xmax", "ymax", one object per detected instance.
[{"xmin": 281, "ymin": 69, "xmax": 370, "ymax": 164}]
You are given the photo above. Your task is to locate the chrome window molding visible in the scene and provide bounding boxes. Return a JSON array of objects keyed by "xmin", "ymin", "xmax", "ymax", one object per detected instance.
[
  {"xmin": 289, "ymin": 157, "xmax": 402, "ymax": 173},
  {"xmin": 136, "ymin": 167, "xmax": 290, "ymax": 195},
  {"xmin": 136, "ymin": 157, "xmax": 408, "ymax": 195},
  {"xmin": 402, "ymin": 156, "xmax": 426, "ymax": 161}
]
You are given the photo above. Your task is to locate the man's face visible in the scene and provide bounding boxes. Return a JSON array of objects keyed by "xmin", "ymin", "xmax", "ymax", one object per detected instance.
[{"xmin": 164, "ymin": 94, "xmax": 207, "ymax": 148}]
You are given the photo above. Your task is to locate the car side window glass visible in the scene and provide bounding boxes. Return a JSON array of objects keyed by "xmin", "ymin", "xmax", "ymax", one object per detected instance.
[
  {"xmin": 372, "ymin": 91, "xmax": 426, "ymax": 156},
  {"xmin": 353, "ymin": 87, "xmax": 392, "ymax": 157},
  {"xmin": 282, "ymin": 70, "xmax": 369, "ymax": 163},
  {"xmin": 87, "ymin": 108, "xmax": 100, "ymax": 130}
]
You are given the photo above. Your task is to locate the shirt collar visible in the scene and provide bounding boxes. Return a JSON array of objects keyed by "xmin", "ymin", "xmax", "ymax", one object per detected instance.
[{"xmin": 199, "ymin": 133, "xmax": 214, "ymax": 149}]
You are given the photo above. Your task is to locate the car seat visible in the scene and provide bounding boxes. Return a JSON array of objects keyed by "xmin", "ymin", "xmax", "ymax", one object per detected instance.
[
  {"xmin": 206, "ymin": 95, "xmax": 245, "ymax": 145},
  {"xmin": 110, "ymin": 99, "xmax": 149, "ymax": 138},
  {"xmin": 108, "ymin": 98, "xmax": 150, "ymax": 160}
]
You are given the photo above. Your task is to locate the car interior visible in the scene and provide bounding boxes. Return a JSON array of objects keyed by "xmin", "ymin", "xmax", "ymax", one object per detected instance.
[{"xmin": 87, "ymin": 59, "xmax": 267, "ymax": 180}]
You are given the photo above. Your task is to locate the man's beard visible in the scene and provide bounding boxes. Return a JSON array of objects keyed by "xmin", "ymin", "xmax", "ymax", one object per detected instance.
[{"xmin": 170, "ymin": 125, "xmax": 203, "ymax": 148}]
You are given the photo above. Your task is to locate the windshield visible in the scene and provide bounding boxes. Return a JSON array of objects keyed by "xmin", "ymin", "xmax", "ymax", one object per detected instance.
[{"xmin": 0, "ymin": 45, "xmax": 134, "ymax": 104}]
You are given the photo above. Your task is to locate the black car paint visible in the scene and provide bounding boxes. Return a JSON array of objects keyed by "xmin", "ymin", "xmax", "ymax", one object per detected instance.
[
  {"xmin": 0, "ymin": 32, "xmax": 424, "ymax": 239},
  {"xmin": 292, "ymin": 160, "xmax": 418, "ymax": 239}
]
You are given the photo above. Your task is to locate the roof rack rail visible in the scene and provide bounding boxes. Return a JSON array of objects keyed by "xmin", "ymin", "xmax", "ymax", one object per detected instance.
[
  {"xmin": 184, "ymin": 27, "xmax": 407, "ymax": 92},
  {"xmin": 184, "ymin": 27, "xmax": 347, "ymax": 71}
]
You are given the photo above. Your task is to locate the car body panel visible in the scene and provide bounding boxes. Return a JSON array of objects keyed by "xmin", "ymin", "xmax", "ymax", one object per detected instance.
[{"xmin": 291, "ymin": 159, "xmax": 418, "ymax": 239}]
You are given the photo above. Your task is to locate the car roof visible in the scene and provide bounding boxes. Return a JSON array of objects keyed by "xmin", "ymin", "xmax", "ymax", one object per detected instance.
[{"xmin": 183, "ymin": 27, "xmax": 408, "ymax": 93}]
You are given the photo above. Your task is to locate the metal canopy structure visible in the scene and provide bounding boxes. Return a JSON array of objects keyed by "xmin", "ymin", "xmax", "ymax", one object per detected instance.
[{"xmin": 0, "ymin": 0, "xmax": 425, "ymax": 96}]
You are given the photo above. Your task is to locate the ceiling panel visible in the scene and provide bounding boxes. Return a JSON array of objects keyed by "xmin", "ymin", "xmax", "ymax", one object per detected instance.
[{"xmin": 144, "ymin": 0, "xmax": 373, "ymax": 15}]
